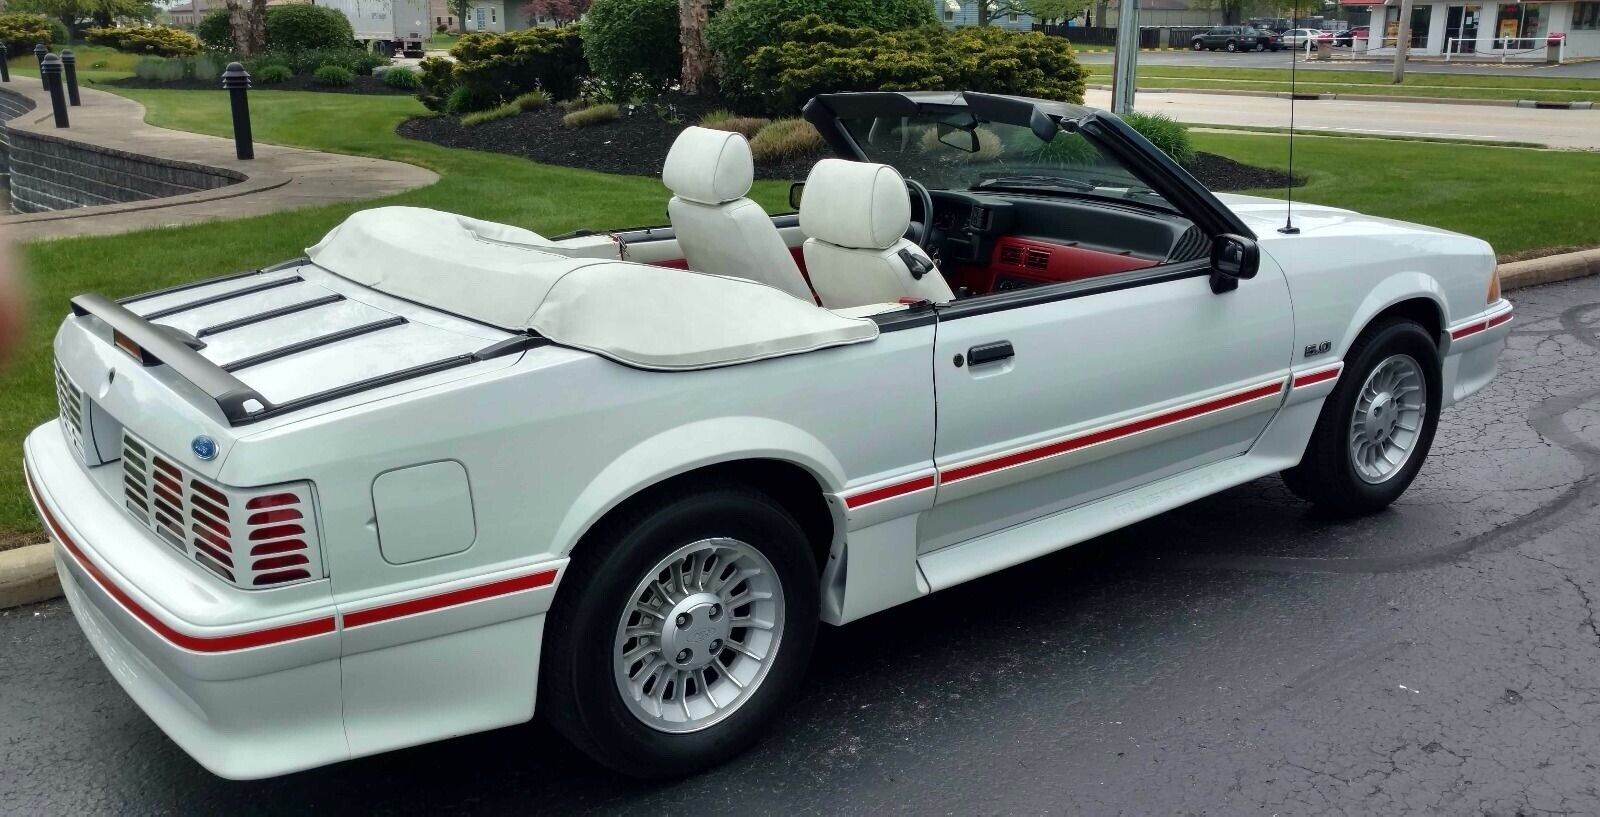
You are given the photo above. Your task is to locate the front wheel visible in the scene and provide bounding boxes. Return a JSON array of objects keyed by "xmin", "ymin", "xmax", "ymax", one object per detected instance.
[
  {"xmin": 1192, "ymin": 39, "xmax": 1204, "ymax": 50},
  {"xmin": 540, "ymin": 484, "xmax": 820, "ymax": 778},
  {"xmin": 1281, "ymin": 317, "xmax": 1443, "ymax": 515},
  {"xmin": 1226, "ymin": 40, "xmax": 1238, "ymax": 52}
]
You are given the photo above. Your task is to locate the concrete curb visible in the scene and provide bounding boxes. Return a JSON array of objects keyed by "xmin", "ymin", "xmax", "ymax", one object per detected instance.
[
  {"xmin": 0, "ymin": 544, "xmax": 59, "ymax": 610},
  {"xmin": 1500, "ymin": 248, "xmax": 1600, "ymax": 291},
  {"xmin": 1088, "ymin": 84, "xmax": 1595, "ymax": 108}
]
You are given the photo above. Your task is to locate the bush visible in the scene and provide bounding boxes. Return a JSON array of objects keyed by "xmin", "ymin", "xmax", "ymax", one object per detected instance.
[
  {"xmin": 445, "ymin": 84, "xmax": 487, "ymax": 115},
  {"xmin": 381, "ymin": 67, "xmax": 421, "ymax": 90},
  {"xmin": 251, "ymin": 47, "xmax": 386, "ymax": 76},
  {"xmin": 562, "ymin": 103, "xmax": 620, "ymax": 128},
  {"xmin": 700, "ymin": 110, "xmax": 771, "ymax": 139},
  {"xmin": 85, "ymin": 25, "xmax": 202, "ymax": 56},
  {"xmin": 706, "ymin": 0, "xmax": 935, "ymax": 96},
  {"xmin": 582, "ymin": 0, "xmax": 678, "ymax": 97},
  {"xmin": 416, "ymin": 55, "xmax": 459, "ymax": 111},
  {"xmin": 1122, "ymin": 112, "xmax": 1195, "ymax": 164},
  {"xmin": 449, "ymin": 26, "xmax": 587, "ymax": 112},
  {"xmin": 460, "ymin": 102, "xmax": 520, "ymax": 127},
  {"xmin": 256, "ymin": 63, "xmax": 293, "ymax": 83},
  {"xmin": 513, "ymin": 89, "xmax": 549, "ymax": 111},
  {"xmin": 190, "ymin": 50, "xmax": 224, "ymax": 81},
  {"xmin": 0, "ymin": 12, "xmax": 56, "ymax": 57},
  {"xmin": 745, "ymin": 18, "xmax": 1087, "ymax": 115},
  {"xmin": 559, "ymin": 96, "xmax": 590, "ymax": 113},
  {"xmin": 265, "ymin": 5, "xmax": 355, "ymax": 52},
  {"xmin": 749, "ymin": 118, "xmax": 824, "ymax": 164},
  {"xmin": 197, "ymin": 9, "xmax": 232, "ymax": 50},
  {"xmin": 133, "ymin": 55, "xmax": 165, "ymax": 80},
  {"xmin": 312, "ymin": 64, "xmax": 353, "ymax": 87}
]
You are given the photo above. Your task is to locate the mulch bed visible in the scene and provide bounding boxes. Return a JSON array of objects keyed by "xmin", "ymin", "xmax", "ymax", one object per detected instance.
[
  {"xmin": 102, "ymin": 74, "xmax": 413, "ymax": 96},
  {"xmin": 399, "ymin": 96, "xmax": 1299, "ymax": 192}
]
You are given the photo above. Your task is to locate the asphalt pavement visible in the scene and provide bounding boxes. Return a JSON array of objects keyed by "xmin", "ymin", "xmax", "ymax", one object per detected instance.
[
  {"xmin": 4, "ymin": 276, "xmax": 1600, "ymax": 814},
  {"xmin": 1077, "ymin": 49, "xmax": 1600, "ymax": 78}
]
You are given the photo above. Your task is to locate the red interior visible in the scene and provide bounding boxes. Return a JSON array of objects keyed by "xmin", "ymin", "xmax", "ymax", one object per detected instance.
[{"xmin": 947, "ymin": 237, "xmax": 1156, "ymax": 295}]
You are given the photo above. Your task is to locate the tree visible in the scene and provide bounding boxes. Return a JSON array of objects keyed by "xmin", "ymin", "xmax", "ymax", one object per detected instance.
[
  {"xmin": 1185, "ymin": 0, "xmax": 1254, "ymax": 25},
  {"xmin": 679, "ymin": 0, "xmax": 715, "ymax": 94},
  {"xmin": 222, "ymin": 0, "xmax": 265, "ymax": 55},
  {"xmin": 522, "ymin": 0, "xmax": 589, "ymax": 25},
  {"xmin": 449, "ymin": 0, "xmax": 471, "ymax": 31},
  {"xmin": 1023, "ymin": 0, "xmax": 1090, "ymax": 24},
  {"xmin": 9, "ymin": 0, "xmax": 154, "ymax": 34}
]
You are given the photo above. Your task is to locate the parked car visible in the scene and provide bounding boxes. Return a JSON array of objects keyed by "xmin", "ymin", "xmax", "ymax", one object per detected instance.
[
  {"xmin": 1192, "ymin": 25, "xmax": 1282, "ymax": 51},
  {"xmin": 26, "ymin": 90, "xmax": 1511, "ymax": 781},
  {"xmin": 1280, "ymin": 28, "xmax": 1333, "ymax": 48},
  {"xmin": 1335, "ymin": 25, "xmax": 1370, "ymax": 47}
]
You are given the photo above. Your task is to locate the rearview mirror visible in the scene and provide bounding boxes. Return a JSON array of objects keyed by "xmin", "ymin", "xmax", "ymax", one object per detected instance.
[
  {"xmin": 788, "ymin": 182, "xmax": 804, "ymax": 211},
  {"xmin": 936, "ymin": 122, "xmax": 980, "ymax": 153},
  {"xmin": 1209, "ymin": 233, "xmax": 1259, "ymax": 293}
]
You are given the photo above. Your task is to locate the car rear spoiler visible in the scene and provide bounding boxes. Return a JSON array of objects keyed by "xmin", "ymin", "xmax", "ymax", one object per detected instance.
[{"xmin": 69, "ymin": 292, "xmax": 544, "ymax": 426}]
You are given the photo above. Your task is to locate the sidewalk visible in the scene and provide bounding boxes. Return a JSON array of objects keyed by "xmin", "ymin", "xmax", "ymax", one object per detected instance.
[{"xmin": 0, "ymin": 77, "xmax": 437, "ymax": 242}]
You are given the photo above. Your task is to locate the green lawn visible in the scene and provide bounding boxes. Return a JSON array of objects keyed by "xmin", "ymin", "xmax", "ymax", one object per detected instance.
[
  {"xmin": 1086, "ymin": 64, "xmax": 1600, "ymax": 103},
  {"xmin": 1, "ymin": 88, "xmax": 1597, "ymax": 540}
]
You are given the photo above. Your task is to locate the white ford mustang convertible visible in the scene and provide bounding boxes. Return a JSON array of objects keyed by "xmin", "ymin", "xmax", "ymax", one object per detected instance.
[{"xmin": 25, "ymin": 92, "xmax": 1511, "ymax": 779}]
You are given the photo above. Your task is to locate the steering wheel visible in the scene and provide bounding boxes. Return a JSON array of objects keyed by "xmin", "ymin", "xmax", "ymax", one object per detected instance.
[{"xmin": 904, "ymin": 177, "xmax": 934, "ymax": 252}]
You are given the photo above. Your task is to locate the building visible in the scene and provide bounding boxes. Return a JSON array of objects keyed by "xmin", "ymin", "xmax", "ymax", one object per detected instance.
[
  {"xmin": 936, "ymin": 0, "xmax": 1038, "ymax": 30},
  {"xmin": 166, "ymin": 0, "xmax": 213, "ymax": 28},
  {"xmin": 428, "ymin": 0, "xmax": 562, "ymax": 32},
  {"xmin": 1339, "ymin": 0, "xmax": 1599, "ymax": 60}
]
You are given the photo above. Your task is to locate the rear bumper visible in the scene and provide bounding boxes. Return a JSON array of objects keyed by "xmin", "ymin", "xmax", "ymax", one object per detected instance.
[{"xmin": 24, "ymin": 423, "xmax": 349, "ymax": 779}]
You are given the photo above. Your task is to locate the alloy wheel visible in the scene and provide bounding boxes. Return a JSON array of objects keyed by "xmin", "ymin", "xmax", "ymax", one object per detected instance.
[{"xmin": 1348, "ymin": 353, "xmax": 1427, "ymax": 484}]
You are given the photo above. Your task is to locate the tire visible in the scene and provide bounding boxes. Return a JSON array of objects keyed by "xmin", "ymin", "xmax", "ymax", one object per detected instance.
[
  {"xmin": 1192, "ymin": 39, "xmax": 1204, "ymax": 50},
  {"xmin": 540, "ymin": 483, "xmax": 820, "ymax": 778},
  {"xmin": 1226, "ymin": 40, "xmax": 1238, "ymax": 52},
  {"xmin": 1281, "ymin": 317, "xmax": 1443, "ymax": 515}
]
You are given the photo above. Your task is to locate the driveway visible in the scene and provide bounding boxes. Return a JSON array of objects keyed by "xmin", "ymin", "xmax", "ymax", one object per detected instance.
[{"xmin": 3, "ymin": 275, "xmax": 1600, "ymax": 813}]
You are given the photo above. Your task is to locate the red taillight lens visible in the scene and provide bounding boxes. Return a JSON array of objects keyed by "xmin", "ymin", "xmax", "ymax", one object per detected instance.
[{"xmin": 247, "ymin": 493, "xmax": 299, "ymax": 510}]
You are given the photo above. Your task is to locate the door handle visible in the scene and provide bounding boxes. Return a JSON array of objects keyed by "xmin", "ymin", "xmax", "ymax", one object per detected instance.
[{"xmin": 967, "ymin": 341, "xmax": 1014, "ymax": 366}]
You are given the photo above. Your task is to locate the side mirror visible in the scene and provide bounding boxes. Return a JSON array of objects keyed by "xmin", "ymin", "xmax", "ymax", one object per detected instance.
[
  {"xmin": 1209, "ymin": 233, "xmax": 1259, "ymax": 293},
  {"xmin": 788, "ymin": 181, "xmax": 805, "ymax": 211}
]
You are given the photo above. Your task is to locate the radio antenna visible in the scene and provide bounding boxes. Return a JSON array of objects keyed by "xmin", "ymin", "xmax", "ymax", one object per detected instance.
[{"xmin": 1278, "ymin": 0, "xmax": 1301, "ymax": 235}]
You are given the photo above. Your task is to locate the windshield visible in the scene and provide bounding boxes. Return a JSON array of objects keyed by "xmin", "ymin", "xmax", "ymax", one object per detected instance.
[{"xmin": 838, "ymin": 111, "xmax": 1173, "ymax": 210}]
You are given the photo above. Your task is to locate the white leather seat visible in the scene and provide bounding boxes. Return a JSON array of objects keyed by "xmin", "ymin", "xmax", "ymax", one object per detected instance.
[
  {"xmin": 663, "ymin": 127, "xmax": 814, "ymax": 302},
  {"xmin": 799, "ymin": 159, "xmax": 955, "ymax": 310}
]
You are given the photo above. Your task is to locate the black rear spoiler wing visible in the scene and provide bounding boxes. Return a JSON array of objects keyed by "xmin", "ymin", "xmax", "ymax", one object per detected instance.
[{"xmin": 70, "ymin": 289, "xmax": 544, "ymax": 427}]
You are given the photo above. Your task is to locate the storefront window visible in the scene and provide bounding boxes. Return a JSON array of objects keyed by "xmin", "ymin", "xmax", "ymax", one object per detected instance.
[
  {"xmin": 1575, "ymin": 2, "xmax": 1600, "ymax": 29},
  {"xmin": 1494, "ymin": 4, "xmax": 1542, "ymax": 44}
]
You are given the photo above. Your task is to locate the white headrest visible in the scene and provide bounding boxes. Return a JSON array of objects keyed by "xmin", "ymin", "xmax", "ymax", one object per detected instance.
[
  {"xmin": 800, "ymin": 159, "xmax": 910, "ymax": 250},
  {"xmin": 663, "ymin": 126, "xmax": 754, "ymax": 205}
]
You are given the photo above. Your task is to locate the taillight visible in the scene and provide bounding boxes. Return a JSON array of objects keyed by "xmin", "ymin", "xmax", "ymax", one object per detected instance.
[{"xmin": 242, "ymin": 492, "xmax": 313, "ymax": 586}]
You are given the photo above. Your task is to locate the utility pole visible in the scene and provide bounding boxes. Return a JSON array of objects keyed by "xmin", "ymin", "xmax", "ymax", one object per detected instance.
[
  {"xmin": 1111, "ymin": 0, "xmax": 1141, "ymax": 114},
  {"xmin": 1392, "ymin": 0, "xmax": 1413, "ymax": 83}
]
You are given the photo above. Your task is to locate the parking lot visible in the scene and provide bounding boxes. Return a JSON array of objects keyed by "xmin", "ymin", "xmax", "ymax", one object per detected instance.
[{"xmin": 3, "ymin": 275, "xmax": 1599, "ymax": 814}]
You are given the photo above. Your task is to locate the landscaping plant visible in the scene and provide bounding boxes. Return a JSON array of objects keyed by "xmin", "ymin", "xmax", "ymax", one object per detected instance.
[
  {"xmin": 382, "ymin": 67, "xmax": 423, "ymax": 90},
  {"xmin": 514, "ymin": 89, "xmax": 551, "ymax": 111},
  {"xmin": 1122, "ymin": 112, "xmax": 1195, "ymax": 165},
  {"xmin": 416, "ymin": 55, "xmax": 460, "ymax": 112},
  {"xmin": 582, "ymin": 0, "xmax": 679, "ymax": 98},
  {"xmin": 264, "ymin": 5, "xmax": 357, "ymax": 52},
  {"xmin": 700, "ymin": 110, "xmax": 770, "ymax": 139},
  {"xmin": 313, "ymin": 64, "xmax": 354, "ymax": 87},
  {"xmin": 748, "ymin": 117, "xmax": 825, "ymax": 164},
  {"xmin": 0, "ymin": 12, "xmax": 55, "ymax": 57},
  {"xmin": 449, "ymin": 27, "xmax": 587, "ymax": 111},
  {"xmin": 461, "ymin": 102, "xmax": 520, "ymax": 126},
  {"xmin": 85, "ymin": 25, "xmax": 203, "ymax": 57},
  {"xmin": 562, "ymin": 102, "xmax": 620, "ymax": 128},
  {"xmin": 705, "ymin": 0, "xmax": 935, "ymax": 96},
  {"xmin": 197, "ymin": 9, "xmax": 232, "ymax": 51},
  {"xmin": 256, "ymin": 64, "xmax": 294, "ymax": 84},
  {"xmin": 744, "ymin": 17, "xmax": 1087, "ymax": 115}
]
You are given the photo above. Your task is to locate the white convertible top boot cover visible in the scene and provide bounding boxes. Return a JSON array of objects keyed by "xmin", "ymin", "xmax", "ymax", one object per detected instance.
[{"xmin": 308, "ymin": 206, "xmax": 877, "ymax": 370}]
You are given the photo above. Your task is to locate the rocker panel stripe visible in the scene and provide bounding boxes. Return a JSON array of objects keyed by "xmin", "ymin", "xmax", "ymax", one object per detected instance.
[
  {"xmin": 844, "ymin": 474, "xmax": 936, "ymax": 509},
  {"xmin": 1291, "ymin": 363, "xmax": 1343, "ymax": 389}
]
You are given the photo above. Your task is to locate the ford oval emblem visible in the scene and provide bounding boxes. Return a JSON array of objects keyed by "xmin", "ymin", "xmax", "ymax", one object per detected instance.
[{"xmin": 191, "ymin": 436, "xmax": 218, "ymax": 461}]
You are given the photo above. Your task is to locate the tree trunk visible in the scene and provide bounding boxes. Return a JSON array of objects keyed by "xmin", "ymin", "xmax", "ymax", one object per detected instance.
[
  {"xmin": 679, "ymin": 0, "xmax": 716, "ymax": 95},
  {"xmin": 1094, "ymin": 0, "xmax": 1107, "ymax": 28},
  {"xmin": 977, "ymin": 0, "xmax": 991, "ymax": 26},
  {"xmin": 225, "ymin": 0, "xmax": 267, "ymax": 55}
]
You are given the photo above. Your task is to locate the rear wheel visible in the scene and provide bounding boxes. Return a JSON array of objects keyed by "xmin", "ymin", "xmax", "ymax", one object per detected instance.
[
  {"xmin": 1226, "ymin": 40, "xmax": 1239, "ymax": 52},
  {"xmin": 541, "ymin": 484, "xmax": 820, "ymax": 778},
  {"xmin": 1282, "ymin": 317, "xmax": 1442, "ymax": 515},
  {"xmin": 1192, "ymin": 39, "xmax": 1204, "ymax": 50}
]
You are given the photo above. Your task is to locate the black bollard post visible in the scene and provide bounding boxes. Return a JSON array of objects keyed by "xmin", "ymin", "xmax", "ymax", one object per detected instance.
[
  {"xmin": 221, "ymin": 62, "xmax": 253, "ymax": 160},
  {"xmin": 0, "ymin": 44, "xmax": 10, "ymax": 83},
  {"xmin": 61, "ymin": 49, "xmax": 80, "ymax": 105},
  {"xmin": 40, "ymin": 54, "xmax": 67, "ymax": 128},
  {"xmin": 33, "ymin": 44, "xmax": 47, "ymax": 69}
]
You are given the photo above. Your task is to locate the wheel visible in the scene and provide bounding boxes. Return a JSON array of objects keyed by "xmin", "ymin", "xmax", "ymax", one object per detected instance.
[
  {"xmin": 1192, "ymin": 39, "xmax": 1204, "ymax": 50},
  {"xmin": 1226, "ymin": 40, "xmax": 1238, "ymax": 52},
  {"xmin": 540, "ymin": 483, "xmax": 820, "ymax": 778},
  {"xmin": 1281, "ymin": 317, "xmax": 1443, "ymax": 515}
]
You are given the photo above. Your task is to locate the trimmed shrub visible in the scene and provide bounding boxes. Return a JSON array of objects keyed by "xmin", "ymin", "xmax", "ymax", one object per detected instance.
[
  {"xmin": 0, "ymin": 12, "xmax": 56, "ymax": 57},
  {"xmin": 256, "ymin": 63, "xmax": 293, "ymax": 84},
  {"xmin": 254, "ymin": 47, "xmax": 387, "ymax": 76},
  {"xmin": 582, "ymin": 0, "xmax": 678, "ymax": 97},
  {"xmin": 85, "ymin": 25, "xmax": 202, "ymax": 56},
  {"xmin": 513, "ymin": 89, "xmax": 550, "ymax": 111},
  {"xmin": 745, "ymin": 18, "xmax": 1087, "ymax": 115},
  {"xmin": 312, "ymin": 64, "xmax": 353, "ymax": 87},
  {"xmin": 381, "ymin": 67, "xmax": 422, "ymax": 90},
  {"xmin": 706, "ymin": 0, "xmax": 935, "ymax": 96},
  {"xmin": 700, "ymin": 110, "xmax": 771, "ymax": 139},
  {"xmin": 265, "ymin": 5, "xmax": 355, "ymax": 52},
  {"xmin": 445, "ymin": 85, "xmax": 487, "ymax": 115},
  {"xmin": 133, "ymin": 55, "xmax": 166, "ymax": 80},
  {"xmin": 449, "ymin": 26, "xmax": 587, "ymax": 112},
  {"xmin": 461, "ymin": 102, "xmax": 520, "ymax": 127},
  {"xmin": 190, "ymin": 51, "xmax": 224, "ymax": 81},
  {"xmin": 749, "ymin": 118, "xmax": 824, "ymax": 164},
  {"xmin": 1122, "ymin": 112, "xmax": 1195, "ymax": 164},
  {"xmin": 197, "ymin": 9, "xmax": 232, "ymax": 50},
  {"xmin": 562, "ymin": 103, "xmax": 620, "ymax": 128},
  {"xmin": 417, "ymin": 55, "xmax": 459, "ymax": 111}
]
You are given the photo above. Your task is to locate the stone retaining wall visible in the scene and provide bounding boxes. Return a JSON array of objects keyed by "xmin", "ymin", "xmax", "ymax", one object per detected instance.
[{"xmin": 0, "ymin": 87, "xmax": 243, "ymax": 214}]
